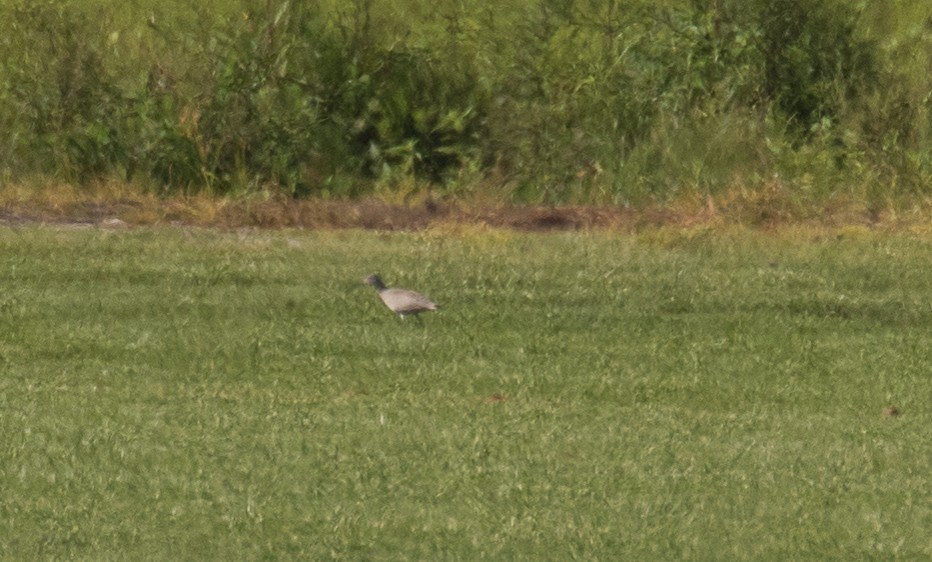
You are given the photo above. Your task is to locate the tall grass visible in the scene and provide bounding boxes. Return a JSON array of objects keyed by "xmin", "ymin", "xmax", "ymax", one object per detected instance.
[{"xmin": 0, "ymin": 0, "xmax": 930, "ymax": 204}]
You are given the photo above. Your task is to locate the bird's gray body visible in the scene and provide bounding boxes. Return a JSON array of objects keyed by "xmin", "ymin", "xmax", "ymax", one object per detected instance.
[{"xmin": 364, "ymin": 274, "xmax": 438, "ymax": 318}]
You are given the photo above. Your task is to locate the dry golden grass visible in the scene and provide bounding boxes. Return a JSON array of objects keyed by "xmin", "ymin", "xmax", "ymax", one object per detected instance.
[{"xmin": 1, "ymin": 178, "xmax": 930, "ymax": 233}]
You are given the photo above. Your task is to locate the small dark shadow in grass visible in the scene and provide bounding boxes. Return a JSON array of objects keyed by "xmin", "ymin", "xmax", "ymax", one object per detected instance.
[{"xmin": 770, "ymin": 299, "xmax": 927, "ymax": 326}]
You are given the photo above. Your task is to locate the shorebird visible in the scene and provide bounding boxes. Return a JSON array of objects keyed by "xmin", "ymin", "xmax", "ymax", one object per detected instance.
[{"xmin": 363, "ymin": 274, "xmax": 438, "ymax": 321}]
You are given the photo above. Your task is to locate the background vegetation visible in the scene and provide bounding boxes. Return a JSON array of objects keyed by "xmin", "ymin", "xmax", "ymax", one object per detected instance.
[
  {"xmin": 1, "ymin": 225, "xmax": 930, "ymax": 558},
  {"xmin": 0, "ymin": 0, "xmax": 931, "ymax": 206}
]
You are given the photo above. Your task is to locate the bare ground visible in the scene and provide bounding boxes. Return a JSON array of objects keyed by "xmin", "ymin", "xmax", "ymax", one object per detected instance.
[{"xmin": 0, "ymin": 189, "xmax": 928, "ymax": 232}]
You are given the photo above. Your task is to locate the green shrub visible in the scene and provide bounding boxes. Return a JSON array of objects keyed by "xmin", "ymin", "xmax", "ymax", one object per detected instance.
[
  {"xmin": 754, "ymin": 0, "xmax": 877, "ymax": 132},
  {"xmin": 0, "ymin": 1, "xmax": 128, "ymax": 182},
  {"xmin": 0, "ymin": 0, "xmax": 929, "ymax": 203}
]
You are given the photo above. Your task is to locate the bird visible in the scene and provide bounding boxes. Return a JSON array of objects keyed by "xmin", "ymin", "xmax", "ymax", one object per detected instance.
[{"xmin": 363, "ymin": 274, "xmax": 438, "ymax": 321}]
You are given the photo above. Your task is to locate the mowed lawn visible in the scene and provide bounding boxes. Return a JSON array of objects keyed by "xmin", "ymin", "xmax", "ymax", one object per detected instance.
[{"xmin": 0, "ymin": 224, "xmax": 929, "ymax": 560}]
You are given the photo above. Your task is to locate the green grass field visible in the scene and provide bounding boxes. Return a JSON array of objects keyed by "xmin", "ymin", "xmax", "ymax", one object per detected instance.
[{"xmin": 1, "ymin": 224, "xmax": 930, "ymax": 559}]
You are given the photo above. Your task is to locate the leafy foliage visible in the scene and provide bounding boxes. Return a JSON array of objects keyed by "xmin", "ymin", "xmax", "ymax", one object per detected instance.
[
  {"xmin": 0, "ymin": 0, "xmax": 930, "ymax": 202},
  {"xmin": 0, "ymin": 2, "xmax": 127, "ymax": 182}
]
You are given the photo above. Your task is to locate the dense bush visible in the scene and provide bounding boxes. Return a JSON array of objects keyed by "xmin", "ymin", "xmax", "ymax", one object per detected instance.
[
  {"xmin": 0, "ymin": 2, "xmax": 128, "ymax": 182},
  {"xmin": 0, "ymin": 0, "xmax": 929, "ymax": 203}
]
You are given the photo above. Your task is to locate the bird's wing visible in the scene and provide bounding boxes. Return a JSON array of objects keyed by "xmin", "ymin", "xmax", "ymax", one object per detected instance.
[{"xmin": 381, "ymin": 289, "xmax": 437, "ymax": 313}]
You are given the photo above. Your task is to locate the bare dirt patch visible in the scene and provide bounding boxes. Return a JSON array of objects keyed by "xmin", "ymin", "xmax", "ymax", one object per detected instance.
[
  {"xmin": 0, "ymin": 187, "xmax": 928, "ymax": 232},
  {"xmin": 0, "ymin": 197, "xmax": 718, "ymax": 231}
]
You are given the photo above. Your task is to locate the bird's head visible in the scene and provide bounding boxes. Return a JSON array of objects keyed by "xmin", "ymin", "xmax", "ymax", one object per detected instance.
[{"xmin": 363, "ymin": 274, "xmax": 386, "ymax": 290}]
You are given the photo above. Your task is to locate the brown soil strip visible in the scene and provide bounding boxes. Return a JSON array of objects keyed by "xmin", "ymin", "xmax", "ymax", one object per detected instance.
[{"xmin": 0, "ymin": 192, "xmax": 927, "ymax": 232}]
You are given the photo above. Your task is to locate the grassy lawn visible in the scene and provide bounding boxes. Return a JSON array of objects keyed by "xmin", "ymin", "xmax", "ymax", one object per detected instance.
[{"xmin": 0, "ymin": 224, "xmax": 930, "ymax": 559}]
